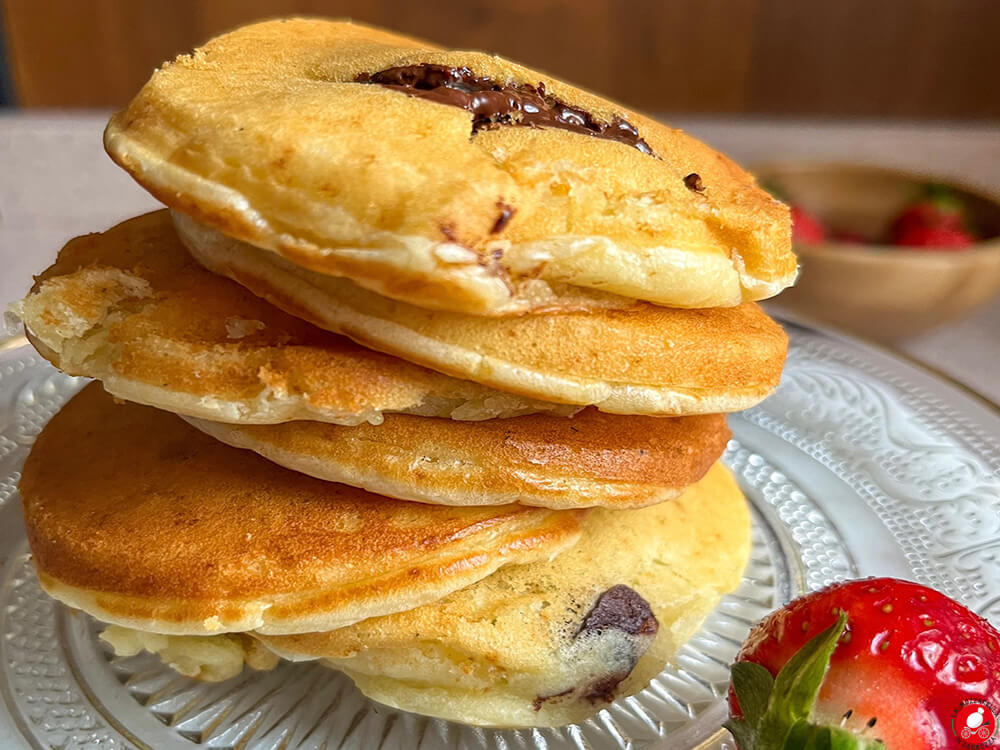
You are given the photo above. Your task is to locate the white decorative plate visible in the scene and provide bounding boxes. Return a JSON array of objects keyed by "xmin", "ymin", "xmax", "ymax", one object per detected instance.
[{"xmin": 0, "ymin": 312, "xmax": 997, "ymax": 750}]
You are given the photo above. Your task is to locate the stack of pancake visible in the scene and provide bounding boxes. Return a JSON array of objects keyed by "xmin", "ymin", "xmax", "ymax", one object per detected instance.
[{"xmin": 13, "ymin": 20, "xmax": 795, "ymax": 729}]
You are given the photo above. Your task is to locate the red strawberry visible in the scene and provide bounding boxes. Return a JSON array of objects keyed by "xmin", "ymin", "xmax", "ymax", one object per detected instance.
[
  {"xmin": 893, "ymin": 225, "xmax": 976, "ymax": 249},
  {"xmin": 726, "ymin": 578, "xmax": 1000, "ymax": 749},
  {"xmin": 889, "ymin": 185, "xmax": 979, "ymax": 248},
  {"xmin": 891, "ymin": 200, "xmax": 964, "ymax": 234},
  {"xmin": 791, "ymin": 205, "xmax": 827, "ymax": 244}
]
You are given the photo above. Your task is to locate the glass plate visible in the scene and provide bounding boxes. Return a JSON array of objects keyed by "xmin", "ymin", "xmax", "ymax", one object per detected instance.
[{"xmin": 0, "ymin": 313, "xmax": 997, "ymax": 750}]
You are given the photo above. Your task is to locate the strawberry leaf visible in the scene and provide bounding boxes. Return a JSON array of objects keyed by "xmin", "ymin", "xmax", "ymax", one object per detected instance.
[
  {"xmin": 784, "ymin": 720, "xmax": 828, "ymax": 749},
  {"xmin": 755, "ymin": 612, "xmax": 847, "ymax": 746},
  {"xmin": 726, "ymin": 612, "xmax": 888, "ymax": 749},
  {"xmin": 784, "ymin": 720, "xmax": 886, "ymax": 750},
  {"xmin": 731, "ymin": 661, "xmax": 775, "ymax": 726},
  {"xmin": 725, "ymin": 651, "xmax": 777, "ymax": 748},
  {"xmin": 924, "ymin": 183, "xmax": 965, "ymax": 211},
  {"xmin": 724, "ymin": 717, "xmax": 757, "ymax": 750},
  {"xmin": 759, "ymin": 180, "xmax": 787, "ymax": 201},
  {"xmin": 825, "ymin": 726, "xmax": 886, "ymax": 750}
]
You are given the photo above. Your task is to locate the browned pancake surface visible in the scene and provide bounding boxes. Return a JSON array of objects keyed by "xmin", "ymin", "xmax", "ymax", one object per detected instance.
[
  {"xmin": 188, "ymin": 227, "xmax": 789, "ymax": 415},
  {"xmin": 106, "ymin": 19, "xmax": 794, "ymax": 314},
  {"xmin": 15, "ymin": 211, "xmax": 569, "ymax": 424},
  {"xmin": 188, "ymin": 408, "xmax": 731, "ymax": 508},
  {"xmin": 258, "ymin": 462, "xmax": 751, "ymax": 727},
  {"xmin": 19, "ymin": 385, "xmax": 582, "ymax": 634}
]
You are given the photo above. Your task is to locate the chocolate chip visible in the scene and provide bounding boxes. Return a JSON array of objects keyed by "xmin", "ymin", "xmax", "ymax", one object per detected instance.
[
  {"xmin": 491, "ymin": 201, "xmax": 516, "ymax": 234},
  {"xmin": 684, "ymin": 173, "xmax": 704, "ymax": 192},
  {"xmin": 533, "ymin": 586, "xmax": 659, "ymax": 711},
  {"xmin": 359, "ymin": 64, "xmax": 656, "ymax": 156},
  {"xmin": 577, "ymin": 584, "xmax": 659, "ymax": 637}
]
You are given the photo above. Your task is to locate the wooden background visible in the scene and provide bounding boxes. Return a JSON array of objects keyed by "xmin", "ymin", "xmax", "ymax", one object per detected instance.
[{"xmin": 3, "ymin": 0, "xmax": 998, "ymax": 117}]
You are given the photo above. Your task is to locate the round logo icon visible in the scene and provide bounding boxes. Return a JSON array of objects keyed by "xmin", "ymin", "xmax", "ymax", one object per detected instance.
[{"xmin": 954, "ymin": 700, "xmax": 999, "ymax": 748}]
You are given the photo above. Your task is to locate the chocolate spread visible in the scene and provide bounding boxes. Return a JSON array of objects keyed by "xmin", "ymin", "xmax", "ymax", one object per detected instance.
[{"xmin": 358, "ymin": 64, "xmax": 654, "ymax": 156}]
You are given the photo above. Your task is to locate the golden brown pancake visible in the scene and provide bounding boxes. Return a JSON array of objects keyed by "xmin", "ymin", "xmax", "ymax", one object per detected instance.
[
  {"xmin": 258, "ymin": 462, "xmax": 750, "ymax": 727},
  {"xmin": 105, "ymin": 19, "xmax": 795, "ymax": 315},
  {"xmin": 12, "ymin": 211, "xmax": 572, "ymax": 424},
  {"xmin": 185, "ymin": 408, "xmax": 730, "ymax": 509},
  {"xmin": 184, "ymin": 218, "xmax": 789, "ymax": 416},
  {"xmin": 19, "ymin": 384, "xmax": 583, "ymax": 636}
]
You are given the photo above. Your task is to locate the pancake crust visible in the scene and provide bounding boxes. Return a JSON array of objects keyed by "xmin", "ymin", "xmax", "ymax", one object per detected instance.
[
  {"xmin": 13, "ymin": 211, "xmax": 572, "ymax": 424},
  {"xmin": 19, "ymin": 385, "xmax": 583, "ymax": 636},
  {"xmin": 105, "ymin": 18, "xmax": 795, "ymax": 315},
  {"xmin": 184, "ymin": 218, "xmax": 789, "ymax": 416},
  {"xmin": 185, "ymin": 408, "xmax": 730, "ymax": 509},
  {"xmin": 260, "ymin": 462, "xmax": 751, "ymax": 727}
]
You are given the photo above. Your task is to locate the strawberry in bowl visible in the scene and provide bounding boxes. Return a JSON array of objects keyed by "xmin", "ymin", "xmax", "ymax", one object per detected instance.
[
  {"xmin": 790, "ymin": 204, "xmax": 828, "ymax": 245},
  {"xmin": 889, "ymin": 185, "xmax": 979, "ymax": 249},
  {"xmin": 754, "ymin": 164, "xmax": 1000, "ymax": 339},
  {"xmin": 726, "ymin": 578, "xmax": 1000, "ymax": 749}
]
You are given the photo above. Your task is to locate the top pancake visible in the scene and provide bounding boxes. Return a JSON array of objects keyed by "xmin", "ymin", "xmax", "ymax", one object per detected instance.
[
  {"xmin": 105, "ymin": 18, "xmax": 795, "ymax": 315},
  {"xmin": 13, "ymin": 211, "xmax": 569, "ymax": 424},
  {"xmin": 19, "ymin": 384, "xmax": 582, "ymax": 636}
]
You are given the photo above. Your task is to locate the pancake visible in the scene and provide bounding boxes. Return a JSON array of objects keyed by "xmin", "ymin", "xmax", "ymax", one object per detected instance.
[
  {"xmin": 12, "ymin": 211, "xmax": 572, "ymax": 424},
  {"xmin": 185, "ymin": 408, "xmax": 730, "ymax": 509},
  {"xmin": 257, "ymin": 462, "xmax": 750, "ymax": 727},
  {"xmin": 19, "ymin": 384, "xmax": 583, "ymax": 636},
  {"xmin": 105, "ymin": 19, "xmax": 795, "ymax": 316},
  {"xmin": 183, "ymin": 216, "xmax": 789, "ymax": 416},
  {"xmin": 99, "ymin": 627, "xmax": 280, "ymax": 683}
]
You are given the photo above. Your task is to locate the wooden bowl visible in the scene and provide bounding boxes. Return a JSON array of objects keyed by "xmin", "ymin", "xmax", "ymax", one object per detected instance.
[{"xmin": 755, "ymin": 163, "xmax": 1000, "ymax": 340}]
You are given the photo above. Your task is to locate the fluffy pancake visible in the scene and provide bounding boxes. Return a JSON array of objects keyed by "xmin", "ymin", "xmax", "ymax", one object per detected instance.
[
  {"xmin": 105, "ymin": 19, "xmax": 795, "ymax": 315},
  {"xmin": 185, "ymin": 408, "xmax": 730, "ymax": 509},
  {"xmin": 13, "ymin": 211, "xmax": 571, "ymax": 424},
  {"xmin": 258, "ymin": 462, "xmax": 750, "ymax": 727},
  {"xmin": 99, "ymin": 627, "xmax": 280, "ymax": 682},
  {"xmin": 183, "ymin": 216, "xmax": 789, "ymax": 416},
  {"xmin": 19, "ymin": 384, "xmax": 583, "ymax": 636}
]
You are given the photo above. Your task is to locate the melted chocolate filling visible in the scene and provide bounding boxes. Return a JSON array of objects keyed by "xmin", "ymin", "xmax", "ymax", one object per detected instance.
[
  {"xmin": 358, "ymin": 64, "xmax": 655, "ymax": 156},
  {"xmin": 532, "ymin": 586, "xmax": 659, "ymax": 711},
  {"xmin": 577, "ymin": 584, "xmax": 659, "ymax": 637}
]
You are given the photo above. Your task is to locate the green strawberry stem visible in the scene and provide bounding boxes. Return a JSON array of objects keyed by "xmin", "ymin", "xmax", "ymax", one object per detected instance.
[
  {"xmin": 923, "ymin": 182, "xmax": 964, "ymax": 209},
  {"xmin": 758, "ymin": 180, "xmax": 787, "ymax": 201},
  {"xmin": 725, "ymin": 613, "xmax": 886, "ymax": 750}
]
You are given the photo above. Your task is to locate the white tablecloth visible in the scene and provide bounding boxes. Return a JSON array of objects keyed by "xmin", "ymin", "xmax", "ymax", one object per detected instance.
[{"xmin": 2, "ymin": 113, "xmax": 998, "ymax": 403}]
